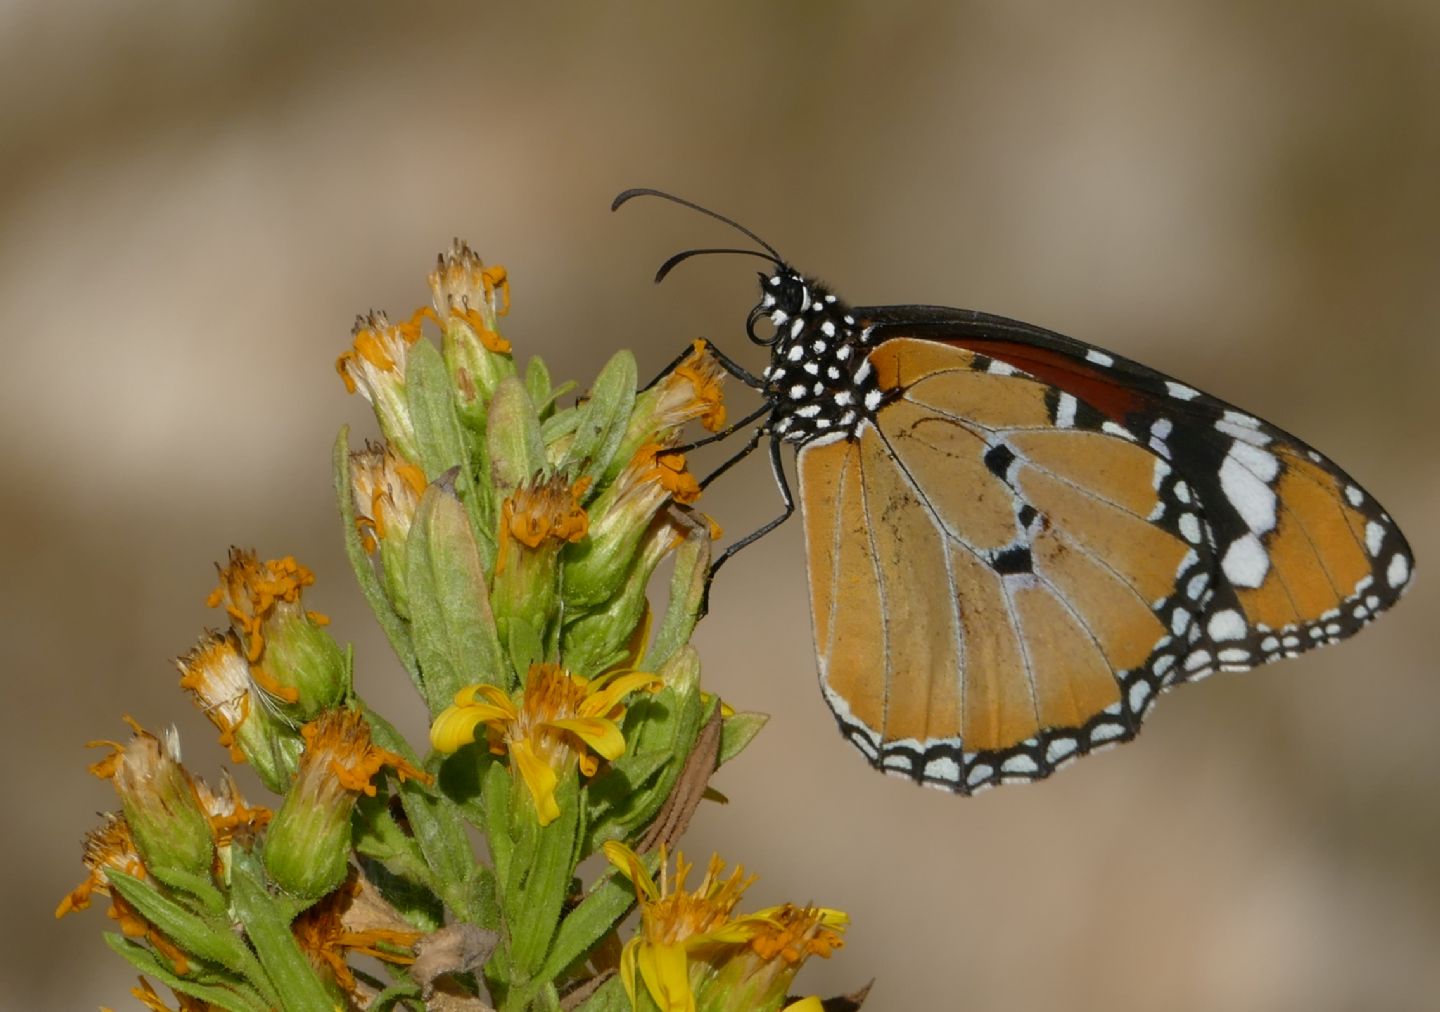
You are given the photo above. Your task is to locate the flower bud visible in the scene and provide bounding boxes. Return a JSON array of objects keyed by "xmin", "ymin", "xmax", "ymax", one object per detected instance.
[
  {"xmin": 87, "ymin": 720, "xmax": 214, "ymax": 885},
  {"xmin": 336, "ymin": 311, "xmax": 425, "ymax": 462},
  {"xmin": 563, "ymin": 444, "xmax": 700, "ymax": 607},
  {"xmin": 263, "ymin": 709, "xmax": 428, "ymax": 899},
  {"xmin": 177, "ymin": 630, "xmax": 303, "ymax": 792},
  {"xmin": 492, "ymin": 473, "xmax": 590, "ymax": 647},
  {"xmin": 207, "ymin": 548, "xmax": 349, "ymax": 720},
  {"xmin": 349, "ymin": 441, "xmax": 427, "ymax": 617},
  {"xmin": 429, "ymin": 240, "xmax": 515, "ymax": 423}
]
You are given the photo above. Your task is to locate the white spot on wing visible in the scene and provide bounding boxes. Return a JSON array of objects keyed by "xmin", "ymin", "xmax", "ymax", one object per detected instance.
[
  {"xmin": 923, "ymin": 756, "xmax": 960, "ymax": 782},
  {"xmin": 1166, "ymin": 381, "xmax": 1200, "ymax": 400},
  {"xmin": 1365, "ymin": 521, "xmax": 1385, "ymax": 556},
  {"xmin": 1055, "ymin": 393, "xmax": 1077, "ymax": 427},
  {"xmin": 1207, "ymin": 608, "xmax": 1247, "ymax": 641},
  {"xmin": 1086, "ymin": 348, "xmax": 1115, "ymax": 366},
  {"xmin": 1222, "ymin": 533, "xmax": 1269, "ymax": 588},
  {"xmin": 1387, "ymin": 553, "xmax": 1410, "ymax": 588},
  {"xmin": 1220, "ymin": 442, "xmax": 1279, "ymax": 533}
]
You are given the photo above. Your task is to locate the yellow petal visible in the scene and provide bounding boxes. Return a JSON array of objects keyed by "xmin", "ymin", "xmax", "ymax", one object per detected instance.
[
  {"xmin": 637, "ymin": 941, "xmax": 695, "ymax": 1012},
  {"xmin": 602, "ymin": 841, "xmax": 658, "ymax": 901},
  {"xmin": 582, "ymin": 671, "xmax": 662, "ymax": 717},
  {"xmin": 510, "ymin": 739, "xmax": 560, "ymax": 826},
  {"xmin": 544, "ymin": 716, "xmax": 625, "ymax": 760},
  {"xmin": 619, "ymin": 937, "xmax": 641, "ymax": 1009},
  {"xmin": 429, "ymin": 706, "xmax": 493, "ymax": 753}
]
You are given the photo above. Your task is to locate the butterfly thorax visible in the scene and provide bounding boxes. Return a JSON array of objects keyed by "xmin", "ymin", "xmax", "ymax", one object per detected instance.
[{"xmin": 756, "ymin": 270, "xmax": 884, "ymax": 444}]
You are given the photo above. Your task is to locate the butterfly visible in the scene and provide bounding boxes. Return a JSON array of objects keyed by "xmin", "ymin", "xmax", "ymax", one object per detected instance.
[{"xmin": 614, "ymin": 188, "xmax": 1415, "ymax": 795}]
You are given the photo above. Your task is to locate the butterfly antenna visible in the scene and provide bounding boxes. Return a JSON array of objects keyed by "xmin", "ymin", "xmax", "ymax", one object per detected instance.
[
  {"xmin": 612, "ymin": 188, "xmax": 785, "ymax": 263},
  {"xmin": 653, "ymin": 247, "xmax": 782, "ymax": 284}
]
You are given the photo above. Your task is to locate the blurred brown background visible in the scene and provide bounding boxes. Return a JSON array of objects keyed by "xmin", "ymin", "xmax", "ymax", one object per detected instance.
[{"xmin": 8, "ymin": 2, "xmax": 1438, "ymax": 1009}]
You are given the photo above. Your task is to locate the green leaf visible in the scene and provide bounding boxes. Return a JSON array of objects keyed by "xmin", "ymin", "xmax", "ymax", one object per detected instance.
[
  {"xmin": 540, "ymin": 405, "xmax": 582, "ymax": 458},
  {"xmin": 488, "ymin": 377, "xmax": 548, "ymax": 495},
  {"xmin": 147, "ymin": 864, "xmax": 227, "ymax": 916},
  {"xmin": 106, "ymin": 870, "xmax": 274, "ymax": 1002},
  {"xmin": 647, "ymin": 517, "xmax": 711, "ymax": 670},
  {"xmin": 562, "ymin": 351, "xmax": 637, "ymax": 484},
  {"xmin": 572, "ymin": 972, "xmax": 631, "ymax": 1012},
  {"xmin": 505, "ymin": 773, "xmax": 583, "ymax": 981},
  {"xmin": 230, "ymin": 849, "xmax": 338, "ymax": 1012},
  {"xmin": 583, "ymin": 748, "xmax": 672, "ymax": 849},
  {"xmin": 535, "ymin": 866, "xmax": 637, "ymax": 984},
  {"xmin": 103, "ymin": 935, "xmax": 271, "ymax": 1012},
  {"xmin": 406, "ymin": 480, "xmax": 508, "ymax": 713},
  {"xmin": 718, "ymin": 711, "xmax": 769, "ymax": 766},
  {"xmin": 364, "ymin": 704, "xmax": 496, "ymax": 928},
  {"xmin": 334, "ymin": 427, "xmax": 420, "ymax": 683},
  {"xmin": 407, "ymin": 338, "xmax": 470, "ymax": 483},
  {"xmin": 525, "ymin": 356, "xmax": 554, "ymax": 418}
]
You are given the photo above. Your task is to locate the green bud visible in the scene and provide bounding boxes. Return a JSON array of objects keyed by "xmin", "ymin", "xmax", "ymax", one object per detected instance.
[
  {"xmin": 405, "ymin": 479, "xmax": 508, "ymax": 711},
  {"xmin": 486, "ymin": 377, "xmax": 547, "ymax": 502},
  {"xmin": 563, "ymin": 445, "xmax": 700, "ymax": 607},
  {"xmin": 261, "ymin": 607, "xmax": 349, "ymax": 719},
  {"xmin": 492, "ymin": 473, "xmax": 591, "ymax": 651},
  {"xmin": 206, "ymin": 548, "xmax": 348, "ymax": 722},
  {"xmin": 562, "ymin": 517, "xmax": 678, "ymax": 677}
]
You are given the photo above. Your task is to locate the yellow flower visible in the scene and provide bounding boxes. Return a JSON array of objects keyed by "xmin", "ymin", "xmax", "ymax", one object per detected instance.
[
  {"xmin": 430, "ymin": 663, "xmax": 659, "ymax": 826},
  {"xmin": 603, "ymin": 842, "xmax": 848, "ymax": 1012}
]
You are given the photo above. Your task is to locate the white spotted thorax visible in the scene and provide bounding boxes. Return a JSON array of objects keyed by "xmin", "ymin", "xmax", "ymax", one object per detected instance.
[{"xmin": 755, "ymin": 269, "xmax": 886, "ymax": 443}]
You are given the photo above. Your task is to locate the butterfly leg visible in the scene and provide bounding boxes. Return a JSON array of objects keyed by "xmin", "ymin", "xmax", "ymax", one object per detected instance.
[
  {"xmin": 671, "ymin": 403, "xmax": 770, "ymax": 456},
  {"xmin": 699, "ymin": 435, "xmax": 794, "ymax": 615},
  {"xmin": 641, "ymin": 339, "xmax": 765, "ymax": 391}
]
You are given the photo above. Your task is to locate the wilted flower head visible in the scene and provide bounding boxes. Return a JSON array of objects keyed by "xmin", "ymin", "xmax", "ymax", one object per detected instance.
[
  {"xmin": 349, "ymin": 440, "xmax": 428, "ymax": 554},
  {"xmin": 206, "ymin": 548, "xmax": 346, "ymax": 717},
  {"xmin": 621, "ymin": 342, "xmax": 728, "ymax": 467},
  {"xmin": 291, "ymin": 871, "xmax": 422, "ymax": 1000},
  {"xmin": 55, "ymin": 813, "xmax": 190, "ymax": 974},
  {"xmin": 336, "ymin": 310, "xmax": 426, "ymax": 461},
  {"xmin": 264, "ymin": 708, "xmax": 429, "ymax": 899},
  {"xmin": 428, "ymin": 239, "xmax": 512, "ymax": 354},
  {"xmin": 86, "ymin": 719, "xmax": 215, "ymax": 884}
]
